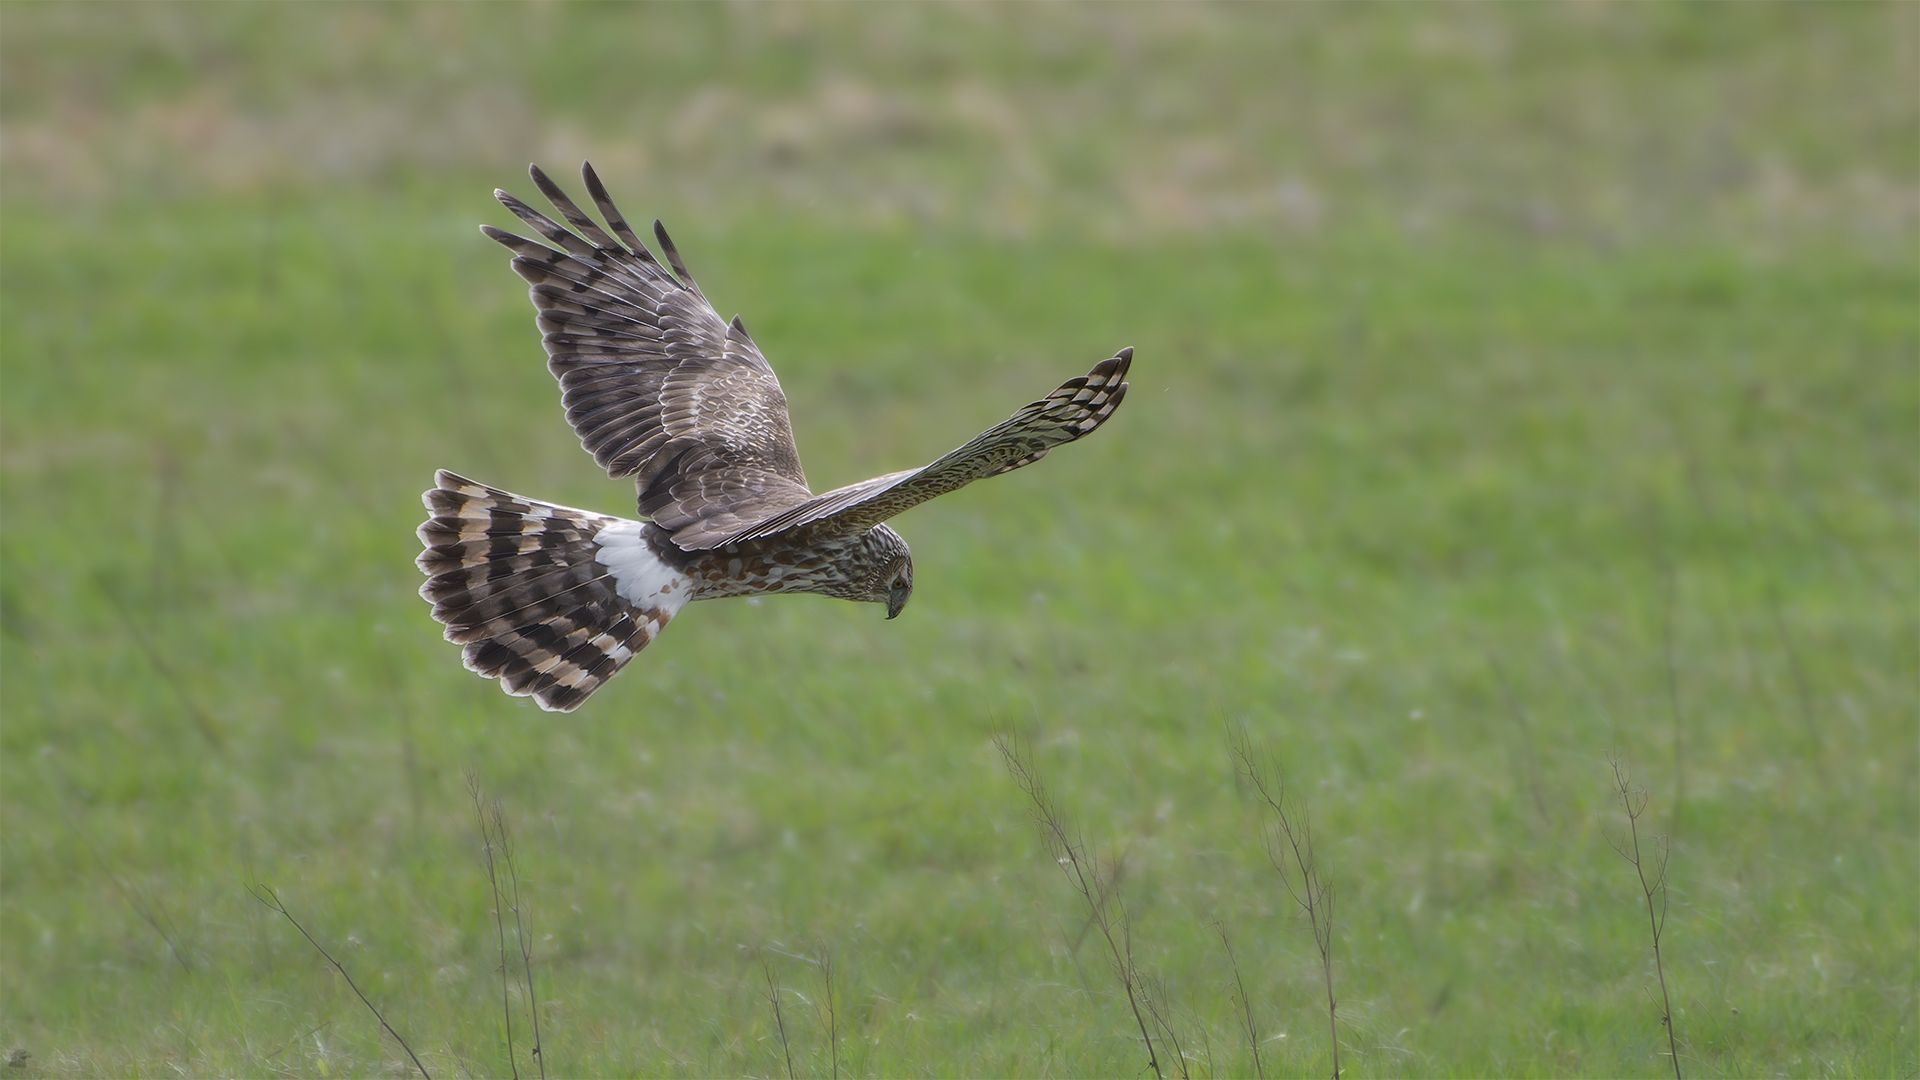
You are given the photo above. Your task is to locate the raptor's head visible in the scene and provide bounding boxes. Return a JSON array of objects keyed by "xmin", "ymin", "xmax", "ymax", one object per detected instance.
[
  {"xmin": 868, "ymin": 525, "xmax": 914, "ymax": 619},
  {"xmin": 884, "ymin": 555, "xmax": 914, "ymax": 619}
]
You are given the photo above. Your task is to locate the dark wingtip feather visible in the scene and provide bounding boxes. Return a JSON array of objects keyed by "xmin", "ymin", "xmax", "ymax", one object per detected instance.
[
  {"xmin": 479, "ymin": 224, "xmax": 524, "ymax": 248},
  {"xmin": 652, "ymin": 219, "xmax": 703, "ymax": 295},
  {"xmin": 582, "ymin": 163, "xmax": 655, "ymax": 260},
  {"xmin": 526, "ymin": 163, "xmax": 623, "ymax": 252},
  {"xmin": 526, "ymin": 165, "xmax": 566, "ymax": 211}
]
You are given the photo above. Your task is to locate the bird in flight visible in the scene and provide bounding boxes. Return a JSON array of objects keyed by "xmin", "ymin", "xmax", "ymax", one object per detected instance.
[{"xmin": 417, "ymin": 164, "xmax": 1131, "ymax": 711}]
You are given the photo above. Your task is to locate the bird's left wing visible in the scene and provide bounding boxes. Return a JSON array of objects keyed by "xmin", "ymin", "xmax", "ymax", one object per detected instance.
[{"xmin": 689, "ymin": 348, "xmax": 1131, "ymax": 550}]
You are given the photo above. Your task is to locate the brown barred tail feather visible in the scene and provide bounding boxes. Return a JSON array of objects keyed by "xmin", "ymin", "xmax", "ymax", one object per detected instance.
[{"xmin": 415, "ymin": 470, "xmax": 687, "ymax": 712}]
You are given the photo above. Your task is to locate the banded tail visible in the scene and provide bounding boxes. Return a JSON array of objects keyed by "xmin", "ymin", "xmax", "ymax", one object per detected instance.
[{"xmin": 416, "ymin": 471, "xmax": 692, "ymax": 712}]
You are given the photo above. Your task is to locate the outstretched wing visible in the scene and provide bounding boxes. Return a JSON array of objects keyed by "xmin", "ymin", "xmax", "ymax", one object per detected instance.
[
  {"xmin": 481, "ymin": 163, "xmax": 814, "ymax": 545},
  {"xmin": 699, "ymin": 348, "xmax": 1132, "ymax": 550}
]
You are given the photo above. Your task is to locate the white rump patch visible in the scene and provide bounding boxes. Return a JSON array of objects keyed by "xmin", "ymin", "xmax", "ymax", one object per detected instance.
[{"xmin": 594, "ymin": 521, "xmax": 694, "ymax": 618}]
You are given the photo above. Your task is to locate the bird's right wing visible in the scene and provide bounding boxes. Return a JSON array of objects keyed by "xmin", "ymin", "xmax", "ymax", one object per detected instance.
[
  {"xmin": 482, "ymin": 163, "xmax": 815, "ymax": 544},
  {"xmin": 693, "ymin": 349, "xmax": 1132, "ymax": 550}
]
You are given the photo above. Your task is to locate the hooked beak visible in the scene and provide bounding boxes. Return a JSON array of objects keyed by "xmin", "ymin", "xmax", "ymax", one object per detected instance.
[{"xmin": 886, "ymin": 589, "xmax": 908, "ymax": 620}]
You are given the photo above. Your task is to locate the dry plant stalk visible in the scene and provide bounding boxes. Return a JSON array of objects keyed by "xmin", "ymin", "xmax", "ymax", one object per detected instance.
[
  {"xmin": 247, "ymin": 883, "xmax": 431, "ymax": 1080},
  {"xmin": 493, "ymin": 794, "xmax": 546, "ymax": 1079},
  {"xmin": 1211, "ymin": 920, "xmax": 1264, "ymax": 1080},
  {"xmin": 1231, "ymin": 728, "xmax": 1340, "ymax": 1080},
  {"xmin": 994, "ymin": 732, "xmax": 1164, "ymax": 1080},
  {"xmin": 468, "ymin": 772, "xmax": 519, "ymax": 1080},
  {"xmin": 761, "ymin": 952, "xmax": 797, "ymax": 1080},
  {"xmin": 1141, "ymin": 974, "xmax": 1191, "ymax": 1080},
  {"xmin": 1608, "ymin": 753, "xmax": 1683, "ymax": 1080}
]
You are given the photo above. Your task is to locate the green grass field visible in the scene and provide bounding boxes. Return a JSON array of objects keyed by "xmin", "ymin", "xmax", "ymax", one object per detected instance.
[{"xmin": 3, "ymin": 5, "xmax": 1915, "ymax": 1077}]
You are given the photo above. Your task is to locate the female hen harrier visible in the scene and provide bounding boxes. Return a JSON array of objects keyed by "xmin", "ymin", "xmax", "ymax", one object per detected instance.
[{"xmin": 418, "ymin": 164, "xmax": 1131, "ymax": 711}]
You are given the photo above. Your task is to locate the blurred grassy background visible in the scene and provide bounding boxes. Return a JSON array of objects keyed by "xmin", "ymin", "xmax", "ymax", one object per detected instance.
[{"xmin": 2, "ymin": 3, "xmax": 1915, "ymax": 1077}]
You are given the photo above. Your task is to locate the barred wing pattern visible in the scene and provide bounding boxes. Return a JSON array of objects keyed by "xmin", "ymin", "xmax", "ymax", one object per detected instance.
[
  {"xmin": 711, "ymin": 348, "xmax": 1131, "ymax": 548},
  {"xmin": 482, "ymin": 164, "xmax": 814, "ymax": 547}
]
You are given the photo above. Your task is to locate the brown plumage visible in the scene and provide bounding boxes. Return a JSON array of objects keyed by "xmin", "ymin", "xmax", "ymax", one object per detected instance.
[{"xmin": 418, "ymin": 163, "xmax": 1131, "ymax": 711}]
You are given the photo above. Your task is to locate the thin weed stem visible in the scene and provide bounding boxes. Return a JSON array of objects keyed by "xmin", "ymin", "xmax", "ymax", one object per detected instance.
[
  {"xmin": 1211, "ymin": 920, "xmax": 1264, "ymax": 1080},
  {"xmin": 1608, "ymin": 752, "xmax": 1683, "ymax": 1080},
  {"xmin": 762, "ymin": 953, "xmax": 796, "ymax": 1080},
  {"xmin": 247, "ymin": 883, "xmax": 430, "ymax": 1080},
  {"xmin": 1142, "ymin": 973, "xmax": 1190, "ymax": 1080},
  {"xmin": 995, "ymin": 731, "xmax": 1163, "ymax": 1080},
  {"xmin": 493, "ymin": 797, "xmax": 545, "ymax": 1080},
  {"xmin": 1231, "ymin": 726, "xmax": 1340, "ymax": 1080},
  {"xmin": 468, "ymin": 771, "xmax": 518, "ymax": 1080}
]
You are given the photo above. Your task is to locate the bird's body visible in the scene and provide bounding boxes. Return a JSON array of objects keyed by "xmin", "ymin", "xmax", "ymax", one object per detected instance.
[{"xmin": 418, "ymin": 163, "xmax": 1129, "ymax": 711}]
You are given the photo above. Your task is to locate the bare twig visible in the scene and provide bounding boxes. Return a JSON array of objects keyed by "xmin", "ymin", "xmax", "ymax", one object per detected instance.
[
  {"xmin": 1068, "ymin": 843, "xmax": 1134, "ymax": 956},
  {"xmin": 468, "ymin": 771, "xmax": 518, "ymax": 1079},
  {"xmin": 247, "ymin": 883, "xmax": 430, "ymax": 1079},
  {"xmin": 994, "ymin": 731, "xmax": 1162, "ymax": 1079},
  {"xmin": 1231, "ymin": 727, "xmax": 1340, "ymax": 1080},
  {"xmin": 1211, "ymin": 921, "xmax": 1264, "ymax": 1079},
  {"xmin": 762, "ymin": 953, "xmax": 796, "ymax": 1080},
  {"xmin": 493, "ymin": 798, "xmax": 545, "ymax": 1080},
  {"xmin": 1141, "ymin": 973, "xmax": 1190, "ymax": 1080},
  {"xmin": 1607, "ymin": 753, "xmax": 1682, "ymax": 1080}
]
